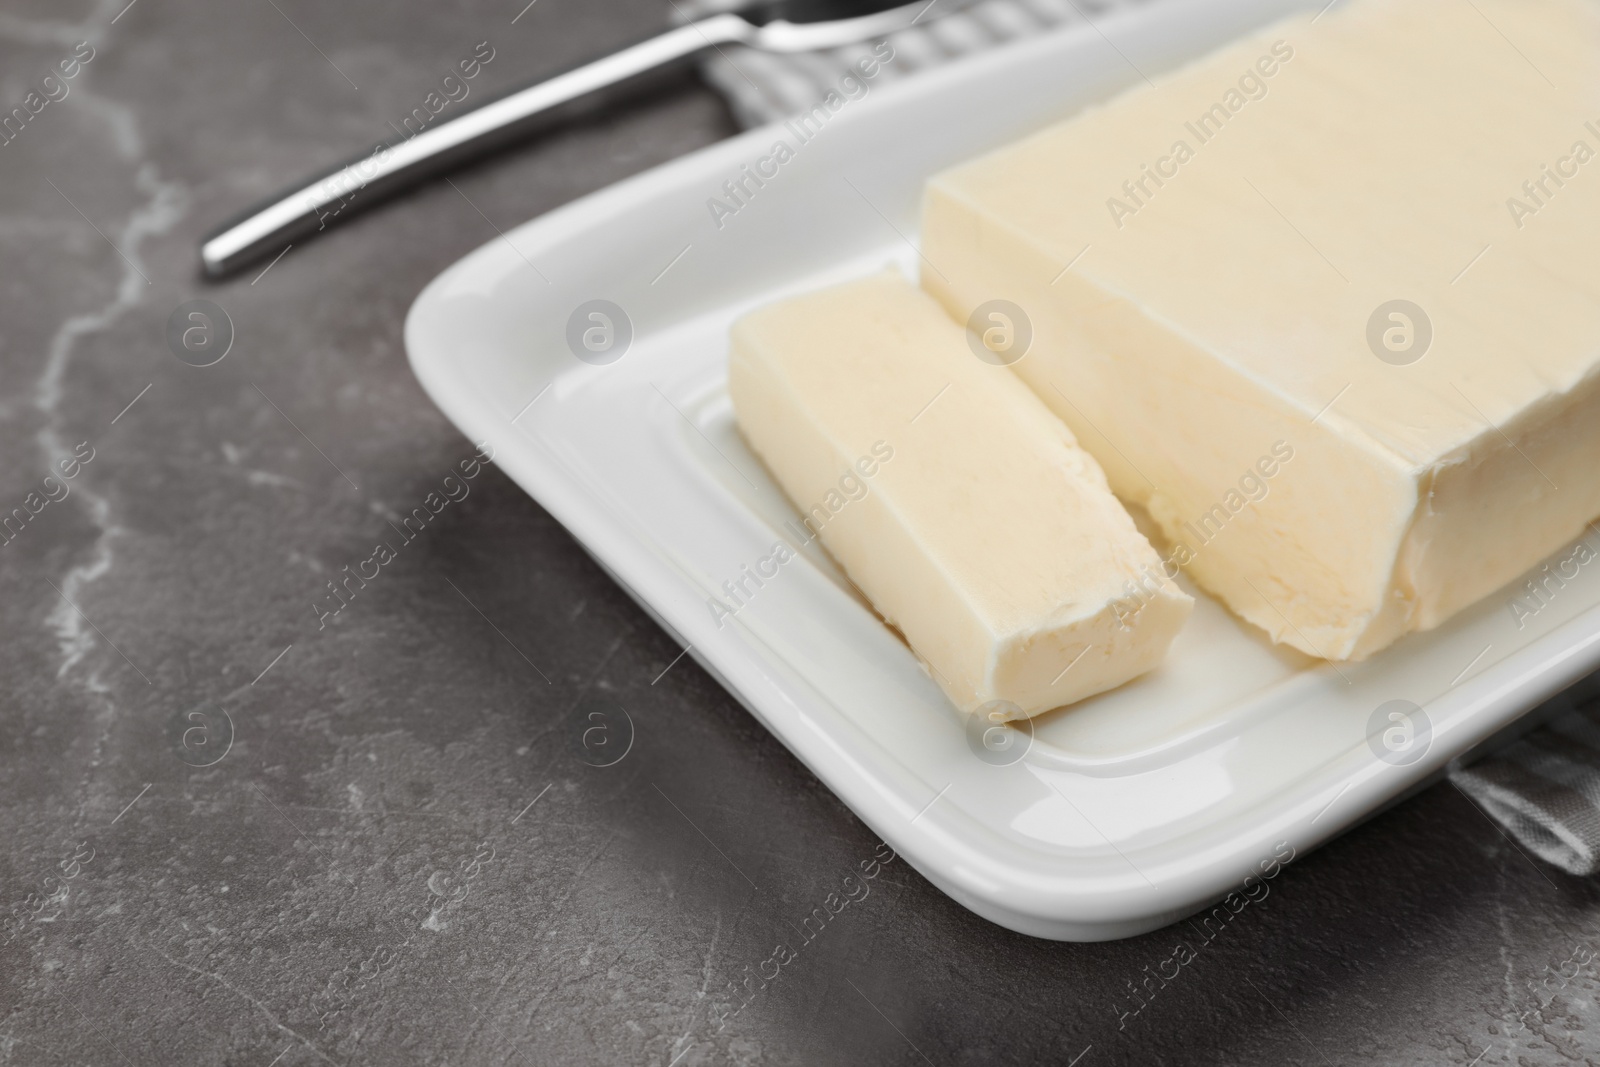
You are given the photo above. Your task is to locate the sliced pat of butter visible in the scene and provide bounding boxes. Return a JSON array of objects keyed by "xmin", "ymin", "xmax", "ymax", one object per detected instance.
[
  {"xmin": 922, "ymin": 0, "xmax": 1600, "ymax": 660},
  {"xmin": 729, "ymin": 272, "xmax": 1192, "ymax": 718}
]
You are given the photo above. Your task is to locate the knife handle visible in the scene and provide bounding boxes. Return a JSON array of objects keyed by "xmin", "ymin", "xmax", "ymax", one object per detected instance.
[{"xmin": 200, "ymin": 15, "xmax": 749, "ymax": 278}]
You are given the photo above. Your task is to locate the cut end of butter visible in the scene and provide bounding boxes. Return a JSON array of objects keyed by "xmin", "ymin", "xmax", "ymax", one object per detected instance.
[
  {"xmin": 923, "ymin": 0, "xmax": 1600, "ymax": 661},
  {"xmin": 729, "ymin": 271, "xmax": 1192, "ymax": 718}
]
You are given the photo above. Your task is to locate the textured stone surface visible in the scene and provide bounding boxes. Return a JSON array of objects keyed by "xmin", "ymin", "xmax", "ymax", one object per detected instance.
[{"xmin": 3, "ymin": 1, "xmax": 1600, "ymax": 1065}]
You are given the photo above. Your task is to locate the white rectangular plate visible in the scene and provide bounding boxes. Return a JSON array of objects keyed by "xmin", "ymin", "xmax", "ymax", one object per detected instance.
[{"xmin": 405, "ymin": 0, "xmax": 1600, "ymax": 940}]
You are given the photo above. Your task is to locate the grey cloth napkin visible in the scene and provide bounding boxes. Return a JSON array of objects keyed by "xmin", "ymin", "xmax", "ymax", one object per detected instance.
[
  {"xmin": 690, "ymin": 0, "xmax": 1600, "ymax": 877},
  {"xmin": 1453, "ymin": 680, "xmax": 1600, "ymax": 877},
  {"xmin": 691, "ymin": 0, "xmax": 1123, "ymax": 128}
]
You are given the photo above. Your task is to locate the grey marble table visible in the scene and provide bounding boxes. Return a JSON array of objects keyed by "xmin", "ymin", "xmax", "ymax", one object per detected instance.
[{"xmin": 3, "ymin": 1, "xmax": 1599, "ymax": 1064}]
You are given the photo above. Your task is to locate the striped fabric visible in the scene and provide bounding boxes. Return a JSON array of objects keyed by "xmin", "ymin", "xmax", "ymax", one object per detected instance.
[
  {"xmin": 688, "ymin": 0, "xmax": 1600, "ymax": 878},
  {"xmin": 1453, "ymin": 681, "xmax": 1600, "ymax": 876},
  {"xmin": 690, "ymin": 0, "xmax": 1128, "ymax": 128}
]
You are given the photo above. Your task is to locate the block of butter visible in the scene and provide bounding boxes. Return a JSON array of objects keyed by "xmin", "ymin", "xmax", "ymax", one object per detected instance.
[
  {"xmin": 729, "ymin": 272, "xmax": 1192, "ymax": 718},
  {"xmin": 922, "ymin": 0, "xmax": 1600, "ymax": 660}
]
